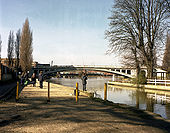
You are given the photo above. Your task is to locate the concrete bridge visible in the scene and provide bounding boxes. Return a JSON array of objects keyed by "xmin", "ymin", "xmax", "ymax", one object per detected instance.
[{"xmin": 31, "ymin": 64, "xmax": 136, "ymax": 78}]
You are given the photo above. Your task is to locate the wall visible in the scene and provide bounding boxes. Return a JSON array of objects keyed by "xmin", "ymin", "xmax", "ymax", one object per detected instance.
[{"xmin": 0, "ymin": 63, "xmax": 13, "ymax": 81}]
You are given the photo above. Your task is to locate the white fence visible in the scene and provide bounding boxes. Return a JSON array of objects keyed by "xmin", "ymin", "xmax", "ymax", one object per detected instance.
[{"xmin": 147, "ymin": 79, "xmax": 170, "ymax": 86}]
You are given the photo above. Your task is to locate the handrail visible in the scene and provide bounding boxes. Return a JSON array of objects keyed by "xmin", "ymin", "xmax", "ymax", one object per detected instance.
[{"xmin": 147, "ymin": 79, "xmax": 170, "ymax": 86}]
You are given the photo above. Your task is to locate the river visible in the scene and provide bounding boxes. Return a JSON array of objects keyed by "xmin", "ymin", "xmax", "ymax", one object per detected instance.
[{"xmin": 50, "ymin": 77, "xmax": 170, "ymax": 120}]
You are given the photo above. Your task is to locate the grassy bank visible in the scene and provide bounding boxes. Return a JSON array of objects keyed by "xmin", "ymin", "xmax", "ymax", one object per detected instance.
[{"xmin": 108, "ymin": 81, "xmax": 170, "ymax": 91}]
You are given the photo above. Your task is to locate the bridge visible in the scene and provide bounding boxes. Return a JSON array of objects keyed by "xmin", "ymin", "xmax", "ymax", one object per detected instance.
[{"xmin": 31, "ymin": 64, "xmax": 136, "ymax": 78}]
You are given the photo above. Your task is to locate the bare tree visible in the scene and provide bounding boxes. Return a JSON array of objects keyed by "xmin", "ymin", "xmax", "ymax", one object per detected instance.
[
  {"xmin": 20, "ymin": 18, "xmax": 33, "ymax": 73},
  {"xmin": 7, "ymin": 31, "xmax": 14, "ymax": 67},
  {"xmin": 105, "ymin": 0, "xmax": 143, "ymax": 77},
  {"xmin": 15, "ymin": 29, "xmax": 21, "ymax": 69},
  {"xmin": 162, "ymin": 33, "xmax": 170, "ymax": 71},
  {"xmin": 121, "ymin": 48, "xmax": 144, "ymax": 76},
  {"xmin": 106, "ymin": 0, "xmax": 169, "ymax": 78},
  {"xmin": 141, "ymin": 0, "xmax": 169, "ymax": 78}
]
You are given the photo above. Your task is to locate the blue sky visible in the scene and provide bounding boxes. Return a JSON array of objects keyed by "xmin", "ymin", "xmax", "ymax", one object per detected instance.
[{"xmin": 0, "ymin": 0, "xmax": 119, "ymax": 65}]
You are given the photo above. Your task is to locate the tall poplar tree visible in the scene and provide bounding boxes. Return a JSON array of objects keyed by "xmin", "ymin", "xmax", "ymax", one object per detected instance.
[
  {"xmin": 20, "ymin": 18, "xmax": 33, "ymax": 73},
  {"xmin": 7, "ymin": 31, "xmax": 14, "ymax": 67},
  {"xmin": 15, "ymin": 29, "xmax": 21, "ymax": 69},
  {"xmin": 162, "ymin": 33, "xmax": 170, "ymax": 71}
]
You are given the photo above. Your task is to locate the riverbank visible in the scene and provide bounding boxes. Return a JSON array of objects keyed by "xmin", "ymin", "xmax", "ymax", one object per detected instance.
[
  {"xmin": 108, "ymin": 81, "xmax": 170, "ymax": 91},
  {"xmin": 0, "ymin": 82, "xmax": 170, "ymax": 132}
]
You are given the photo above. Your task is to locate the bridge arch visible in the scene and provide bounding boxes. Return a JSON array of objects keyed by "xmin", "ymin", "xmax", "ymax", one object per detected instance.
[{"xmin": 41, "ymin": 67, "xmax": 134, "ymax": 78}]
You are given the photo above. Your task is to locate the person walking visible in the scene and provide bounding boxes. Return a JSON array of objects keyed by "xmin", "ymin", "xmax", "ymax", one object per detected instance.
[
  {"xmin": 38, "ymin": 71, "xmax": 43, "ymax": 88},
  {"xmin": 24, "ymin": 72, "xmax": 29, "ymax": 86},
  {"xmin": 81, "ymin": 73, "xmax": 88, "ymax": 91},
  {"xmin": 21, "ymin": 72, "xmax": 25, "ymax": 86},
  {"xmin": 31, "ymin": 73, "xmax": 36, "ymax": 87}
]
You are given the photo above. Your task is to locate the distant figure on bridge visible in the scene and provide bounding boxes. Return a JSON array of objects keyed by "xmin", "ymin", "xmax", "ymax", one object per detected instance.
[
  {"xmin": 38, "ymin": 71, "xmax": 43, "ymax": 88},
  {"xmin": 31, "ymin": 73, "xmax": 36, "ymax": 87},
  {"xmin": 81, "ymin": 73, "xmax": 88, "ymax": 91}
]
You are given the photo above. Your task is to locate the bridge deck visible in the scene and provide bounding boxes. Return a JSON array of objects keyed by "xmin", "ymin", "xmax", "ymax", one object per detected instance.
[{"xmin": 35, "ymin": 66, "xmax": 135, "ymax": 78}]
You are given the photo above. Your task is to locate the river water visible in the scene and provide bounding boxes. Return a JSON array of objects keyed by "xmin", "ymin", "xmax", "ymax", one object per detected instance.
[{"xmin": 50, "ymin": 77, "xmax": 170, "ymax": 120}]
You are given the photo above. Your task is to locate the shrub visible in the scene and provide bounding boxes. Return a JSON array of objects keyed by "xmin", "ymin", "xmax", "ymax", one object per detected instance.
[{"xmin": 132, "ymin": 70, "xmax": 147, "ymax": 85}]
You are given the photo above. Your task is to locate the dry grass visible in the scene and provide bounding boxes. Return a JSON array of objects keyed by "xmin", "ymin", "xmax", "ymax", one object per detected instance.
[{"xmin": 0, "ymin": 82, "xmax": 170, "ymax": 133}]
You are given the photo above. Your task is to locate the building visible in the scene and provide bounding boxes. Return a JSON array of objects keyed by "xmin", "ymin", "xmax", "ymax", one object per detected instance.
[
  {"xmin": 155, "ymin": 68, "xmax": 167, "ymax": 79},
  {"xmin": 0, "ymin": 63, "xmax": 13, "ymax": 81},
  {"xmin": 0, "ymin": 58, "xmax": 17, "ymax": 68},
  {"xmin": 0, "ymin": 58, "xmax": 18, "ymax": 81}
]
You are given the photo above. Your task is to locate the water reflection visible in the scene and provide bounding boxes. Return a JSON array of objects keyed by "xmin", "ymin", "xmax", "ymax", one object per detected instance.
[
  {"xmin": 103, "ymin": 86, "xmax": 170, "ymax": 119},
  {"xmin": 146, "ymin": 98, "xmax": 154, "ymax": 112},
  {"xmin": 50, "ymin": 77, "xmax": 170, "ymax": 120},
  {"xmin": 166, "ymin": 104, "xmax": 170, "ymax": 119},
  {"xmin": 50, "ymin": 77, "xmax": 111, "ymax": 91}
]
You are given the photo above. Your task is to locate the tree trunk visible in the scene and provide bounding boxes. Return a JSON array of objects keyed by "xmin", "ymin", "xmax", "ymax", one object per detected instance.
[
  {"xmin": 135, "ymin": 54, "xmax": 140, "ymax": 77},
  {"xmin": 146, "ymin": 59, "xmax": 154, "ymax": 79}
]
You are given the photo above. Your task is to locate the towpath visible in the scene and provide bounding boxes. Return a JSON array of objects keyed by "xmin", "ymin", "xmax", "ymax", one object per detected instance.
[{"xmin": 0, "ymin": 82, "xmax": 170, "ymax": 133}]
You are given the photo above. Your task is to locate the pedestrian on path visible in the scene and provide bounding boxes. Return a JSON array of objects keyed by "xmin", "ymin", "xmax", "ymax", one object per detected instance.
[
  {"xmin": 38, "ymin": 71, "xmax": 43, "ymax": 88},
  {"xmin": 31, "ymin": 73, "xmax": 36, "ymax": 87},
  {"xmin": 81, "ymin": 73, "xmax": 88, "ymax": 91},
  {"xmin": 23, "ymin": 72, "xmax": 29, "ymax": 86},
  {"xmin": 21, "ymin": 73, "xmax": 25, "ymax": 86}
]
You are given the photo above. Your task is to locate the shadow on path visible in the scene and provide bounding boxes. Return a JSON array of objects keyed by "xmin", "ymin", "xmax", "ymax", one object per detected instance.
[{"xmin": 0, "ymin": 96, "xmax": 170, "ymax": 132}]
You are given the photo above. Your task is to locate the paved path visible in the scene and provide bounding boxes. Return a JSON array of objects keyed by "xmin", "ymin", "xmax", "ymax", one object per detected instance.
[{"xmin": 0, "ymin": 82, "xmax": 170, "ymax": 133}]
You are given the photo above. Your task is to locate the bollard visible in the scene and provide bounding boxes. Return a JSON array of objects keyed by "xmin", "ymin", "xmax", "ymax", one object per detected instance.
[
  {"xmin": 104, "ymin": 83, "xmax": 107, "ymax": 101},
  {"xmin": 47, "ymin": 82, "xmax": 50, "ymax": 102},
  {"xmin": 16, "ymin": 81, "xmax": 19, "ymax": 102},
  {"xmin": 76, "ymin": 82, "xmax": 78, "ymax": 102}
]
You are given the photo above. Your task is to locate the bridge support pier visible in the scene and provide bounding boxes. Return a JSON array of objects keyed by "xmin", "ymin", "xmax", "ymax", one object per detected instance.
[{"xmin": 112, "ymin": 74, "xmax": 115, "ymax": 81}]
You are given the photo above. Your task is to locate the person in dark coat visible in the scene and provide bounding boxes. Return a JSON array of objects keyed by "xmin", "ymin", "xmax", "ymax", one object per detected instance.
[
  {"xmin": 38, "ymin": 71, "xmax": 43, "ymax": 88},
  {"xmin": 21, "ymin": 73, "xmax": 25, "ymax": 86},
  {"xmin": 31, "ymin": 73, "xmax": 36, "ymax": 87},
  {"xmin": 81, "ymin": 73, "xmax": 88, "ymax": 91},
  {"xmin": 24, "ymin": 72, "xmax": 29, "ymax": 86}
]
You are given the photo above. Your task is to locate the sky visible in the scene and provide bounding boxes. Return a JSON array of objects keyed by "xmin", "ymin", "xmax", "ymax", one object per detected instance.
[{"xmin": 0, "ymin": 0, "xmax": 120, "ymax": 66}]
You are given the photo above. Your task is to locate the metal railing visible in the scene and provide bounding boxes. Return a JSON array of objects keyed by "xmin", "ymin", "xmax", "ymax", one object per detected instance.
[{"xmin": 147, "ymin": 79, "xmax": 170, "ymax": 86}]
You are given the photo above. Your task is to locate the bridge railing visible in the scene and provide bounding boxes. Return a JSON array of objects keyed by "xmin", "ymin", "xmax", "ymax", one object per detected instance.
[{"xmin": 147, "ymin": 79, "xmax": 170, "ymax": 86}]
